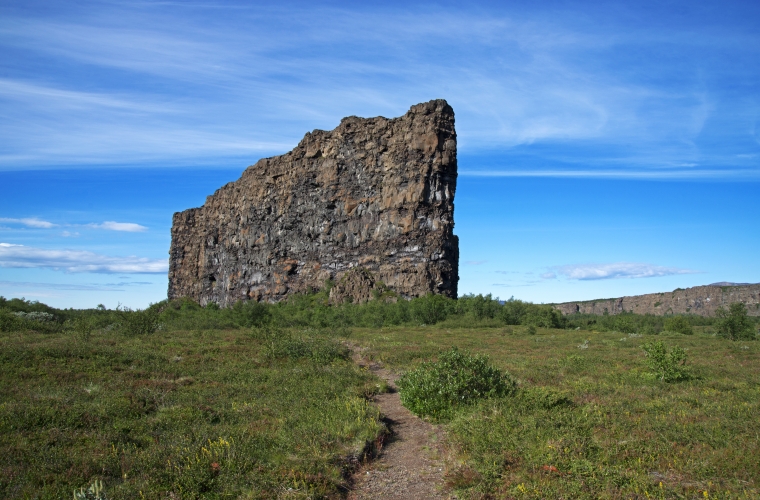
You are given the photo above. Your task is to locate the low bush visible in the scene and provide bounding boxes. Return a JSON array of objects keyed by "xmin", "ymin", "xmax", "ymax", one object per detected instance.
[
  {"xmin": 641, "ymin": 340, "xmax": 689, "ymax": 382},
  {"xmin": 397, "ymin": 347, "xmax": 516, "ymax": 421},
  {"xmin": 0, "ymin": 309, "xmax": 61, "ymax": 333},
  {"xmin": 664, "ymin": 315, "xmax": 694, "ymax": 335},
  {"xmin": 65, "ymin": 315, "xmax": 98, "ymax": 342},
  {"xmin": 116, "ymin": 307, "xmax": 159, "ymax": 336},
  {"xmin": 0, "ymin": 309, "xmax": 22, "ymax": 332}
]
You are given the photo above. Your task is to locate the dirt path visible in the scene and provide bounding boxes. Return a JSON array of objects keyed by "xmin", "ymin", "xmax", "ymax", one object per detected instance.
[{"xmin": 348, "ymin": 345, "xmax": 454, "ymax": 500}]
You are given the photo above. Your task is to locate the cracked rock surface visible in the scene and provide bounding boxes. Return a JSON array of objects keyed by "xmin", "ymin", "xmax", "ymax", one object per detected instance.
[{"xmin": 169, "ymin": 99, "xmax": 459, "ymax": 305}]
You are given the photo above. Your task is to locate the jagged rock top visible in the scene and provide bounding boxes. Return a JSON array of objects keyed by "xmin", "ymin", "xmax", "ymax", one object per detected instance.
[{"xmin": 169, "ymin": 99, "xmax": 459, "ymax": 306}]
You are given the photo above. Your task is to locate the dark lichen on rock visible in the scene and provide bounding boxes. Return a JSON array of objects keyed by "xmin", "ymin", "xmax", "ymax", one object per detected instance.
[{"xmin": 169, "ymin": 99, "xmax": 459, "ymax": 306}]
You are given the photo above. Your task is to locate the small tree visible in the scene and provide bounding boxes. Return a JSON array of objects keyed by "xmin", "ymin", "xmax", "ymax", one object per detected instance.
[{"xmin": 716, "ymin": 303, "xmax": 756, "ymax": 341}]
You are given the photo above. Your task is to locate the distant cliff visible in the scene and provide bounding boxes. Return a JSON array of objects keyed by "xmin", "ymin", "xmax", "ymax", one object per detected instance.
[
  {"xmin": 554, "ymin": 284, "xmax": 760, "ymax": 317},
  {"xmin": 169, "ymin": 100, "xmax": 459, "ymax": 306}
]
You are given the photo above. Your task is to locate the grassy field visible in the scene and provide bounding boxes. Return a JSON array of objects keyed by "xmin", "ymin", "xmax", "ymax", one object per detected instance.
[
  {"xmin": 1, "ymin": 301, "xmax": 759, "ymax": 499},
  {"xmin": 352, "ymin": 325, "xmax": 760, "ymax": 499},
  {"xmin": 0, "ymin": 327, "xmax": 385, "ymax": 499}
]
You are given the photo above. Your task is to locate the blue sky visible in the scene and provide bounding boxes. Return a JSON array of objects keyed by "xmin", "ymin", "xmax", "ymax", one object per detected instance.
[{"xmin": 1, "ymin": 0, "xmax": 758, "ymax": 309}]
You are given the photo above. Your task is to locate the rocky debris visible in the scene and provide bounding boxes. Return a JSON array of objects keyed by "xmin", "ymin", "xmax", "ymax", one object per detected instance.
[
  {"xmin": 554, "ymin": 284, "xmax": 760, "ymax": 317},
  {"xmin": 169, "ymin": 100, "xmax": 459, "ymax": 306}
]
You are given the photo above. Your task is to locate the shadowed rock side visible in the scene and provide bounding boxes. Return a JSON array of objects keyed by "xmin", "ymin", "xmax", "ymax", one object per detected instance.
[
  {"xmin": 169, "ymin": 100, "xmax": 459, "ymax": 306},
  {"xmin": 554, "ymin": 284, "xmax": 760, "ymax": 317}
]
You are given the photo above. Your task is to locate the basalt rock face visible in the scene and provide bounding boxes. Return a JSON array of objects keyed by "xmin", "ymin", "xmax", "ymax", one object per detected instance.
[
  {"xmin": 554, "ymin": 284, "xmax": 760, "ymax": 317},
  {"xmin": 169, "ymin": 100, "xmax": 459, "ymax": 306}
]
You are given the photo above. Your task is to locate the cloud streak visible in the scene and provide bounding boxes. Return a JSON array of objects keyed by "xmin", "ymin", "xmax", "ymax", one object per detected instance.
[
  {"xmin": 0, "ymin": 218, "xmax": 149, "ymax": 232},
  {"xmin": 460, "ymin": 169, "xmax": 760, "ymax": 180},
  {"xmin": 88, "ymin": 221, "xmax": 148, "ymax": 232},
  {"xmin": 552, "ymin": 262, "xmax": 699, "ymax": 280},
  {"xmin": 0, "ymin": 243, "xmax": 167, "ymax": 274},
  {"xmin": 0, "ymin": 217, "xmax": 57, "ymax": 228},
  {"xmin": 0, "ymin": 3, "xmax": 758, "ymax": 175},
  {"xmin": 0, "ymin": 280, "xmax": 153, "ymax": 292}
]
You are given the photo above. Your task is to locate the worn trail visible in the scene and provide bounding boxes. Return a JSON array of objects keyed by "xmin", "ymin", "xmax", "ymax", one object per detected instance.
[{"xmin": 348, "ymin": 346, "xmax": 454, "ymax": 500}]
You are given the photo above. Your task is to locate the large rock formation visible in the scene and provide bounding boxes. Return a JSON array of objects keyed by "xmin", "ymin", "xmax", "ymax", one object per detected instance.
[
  {"xmin": 169, "ymin": 100, "xmax": 459, "ymax": 306},
  {"xmin": 554, "ymin": 284, "xmax": 760, "ymax": 317}
]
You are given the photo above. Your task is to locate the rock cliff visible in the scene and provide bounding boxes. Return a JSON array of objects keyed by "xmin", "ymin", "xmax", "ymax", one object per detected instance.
[
  {"xmin": 554, "ymin": 284, "xmax": 760, "ymax": 317},
  {"xmin": 169, "ymin": 100, "xmax": 459, "ymax": 306}
]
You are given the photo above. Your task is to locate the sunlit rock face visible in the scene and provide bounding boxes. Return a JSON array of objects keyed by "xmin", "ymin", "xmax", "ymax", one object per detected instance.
[
  {"xmin": 169, "ymin": 99, "xmax": 459, "ymax": 306},
  {"xmin": 554, "ymin": 284, "xmax": 760, "ymax": 317}
]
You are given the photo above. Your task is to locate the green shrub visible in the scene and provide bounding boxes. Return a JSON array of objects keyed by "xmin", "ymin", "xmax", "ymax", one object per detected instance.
[
  {"xmin": 65, "ymin": 315, "xmax": 99, "ymax": 341},
  {"xmin": 0, "ymin": 309, "xmax": 60, "ymax": 333},
  {"xmin": 409, "ymin": 294, "xmax": 453, "ymax": 325},
  {"xmin": 522, "ymin": 306, "xmax": 564, "ymax": 328},
  {"xmin": 499, "ymin": 297, "xmax": 529, "ymax": 325},
  {"xmin": 716, "ymin": 303, "xmax": 756, "ymax": 341},
  {"xmin": 117, "ymin": 307, "xmax": 159, "ymax": 336},
  {"xmin": 615, "ymin": 315, "xmax": 637, "ymax": 334},
  {"xmin": 397, "ymin": 347, "xmax": 516, "ymax": 421},
  {"xmin": 641, "ymin": 340, "xmax": 689, "ymax": 382},
  {"xmin": 641, "ymin": 324, "xmax": 659, "ymax": 335},
  {"xmin": 663, "ymin": 315, "xmax": 693, "ymax": 335},
  {"xmin": 0, "ymin": 309, "xmax": 22, "ymax": 332}
]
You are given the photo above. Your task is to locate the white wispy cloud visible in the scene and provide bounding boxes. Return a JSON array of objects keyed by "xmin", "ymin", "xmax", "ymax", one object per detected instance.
[
  {"xmin": 0, "ymin": 3, "xmax": 757, "ymax": 174},
  {"xmin": 0, "ymin": 280, "xmax": 153, "ymax": 291},
  {"xmin": 552, "ymin": 262, "xmax": 699, "ymax": 280},
  {"xmin": 0, "ymin": 217, "xmax": 57, "ymax": 228},
  {"xmin": 492, "ymin": 283, "xmax": 538, "ymax": 287},
  {"xmin": 88, "ymin": 221, "xmax": 148, "ymax": 232},
  {"xmin": 460, "ymin": 169, "xmax": 760, "ymax": 180},
  {"xmin": 0, "ymin": 78, "xmax": 178, "ymax": 113},
  {"xmin": 0, "ymin": 243, "xmax": 167, "ymax": 273},
  {"xmin": 0, "ymin": 218, "xmax": 148, "ymax": 232}
]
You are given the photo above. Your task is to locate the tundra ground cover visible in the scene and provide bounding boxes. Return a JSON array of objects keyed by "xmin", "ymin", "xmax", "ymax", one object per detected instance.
[
  {"xmin": 1, "ymin": 295, "xmax": 759, "ymax": 498},
  {"xmin": 0, "ymin": 326, "xmax": 384, "ymax": 499},
  {"xmin": 351, "ymin": 326, "xmax": 760, "ymax": 498}
]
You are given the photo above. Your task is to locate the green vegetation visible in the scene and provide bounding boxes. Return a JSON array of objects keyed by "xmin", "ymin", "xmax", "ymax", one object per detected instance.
[
  {"xmin": 663, "ymin": 315, "xmax": 694, "ymax": 335},
  {"xmin": 641, "ymin": 340, "xmax": 689, "ymax": 382},
  {"xmin": 1, "ymin": 294, "xmax": 759, "ymax": 498},
  {"xmin": 716, "ymin": 302, "xmax": 757, "ymax": 341},
  {"xmin": 352, "ymin": 325, "xmax": 760, "ymax": 498},
  {"xmin": 0, "ymin": 310, "xmax": 384, "ymax": 498},
  {"xmin": 397, "ymin": 347, "xmax": 516, "ymax": 421}
]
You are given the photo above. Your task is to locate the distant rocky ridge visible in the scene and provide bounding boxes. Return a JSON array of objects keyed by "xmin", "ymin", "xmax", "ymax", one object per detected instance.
[
  {"xmin": 169, "ymin": 100, "xmax": 459, "ymax": 306},
  {"xmin": 554, "ymin": 284, "xmax": 760, "ymax": 317}
]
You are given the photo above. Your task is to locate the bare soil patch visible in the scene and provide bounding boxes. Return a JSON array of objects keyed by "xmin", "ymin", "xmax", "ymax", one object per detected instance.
[{"xmin": 347, "ymin": 345, "xmax": 455, "ymax": 500}]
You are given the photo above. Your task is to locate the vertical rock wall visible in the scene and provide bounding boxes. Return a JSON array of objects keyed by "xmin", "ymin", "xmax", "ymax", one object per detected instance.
[{"xmin": 169, "ymin": 100, "xmax": 459, "ymax": 306}]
